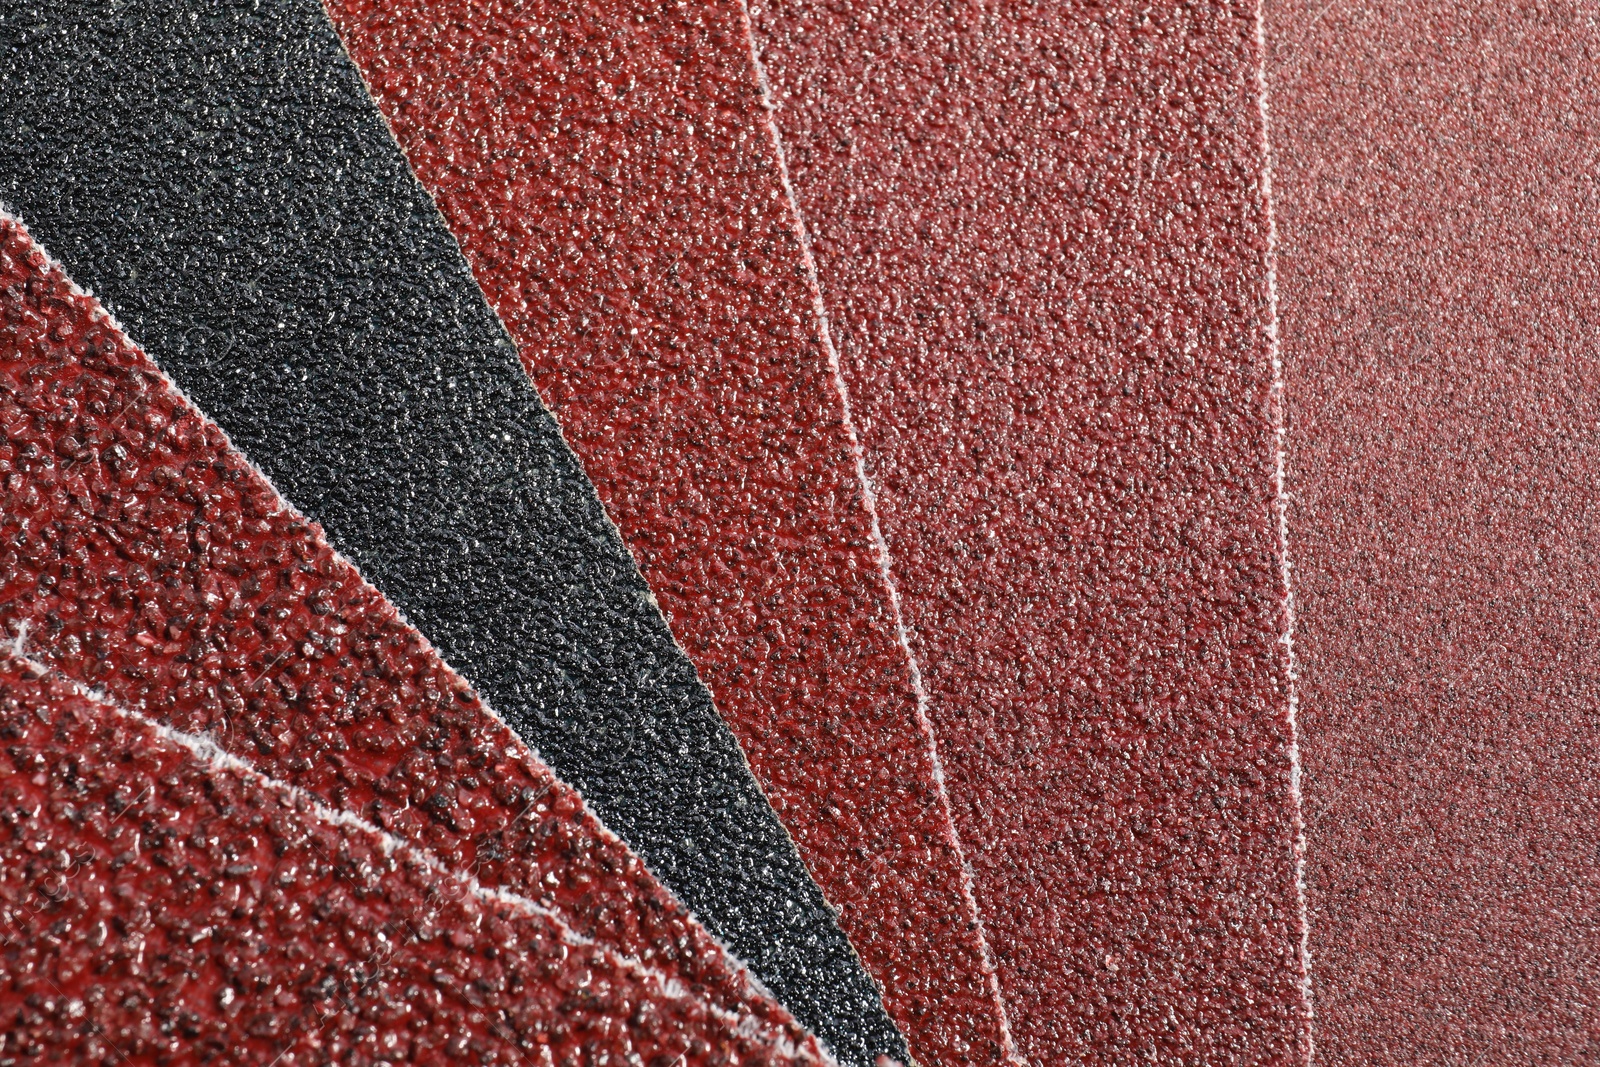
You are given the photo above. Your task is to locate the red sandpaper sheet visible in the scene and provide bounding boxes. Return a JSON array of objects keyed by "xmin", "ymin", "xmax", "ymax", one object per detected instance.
[
  {"xmin": 1264, "ymin": 3, "xmax": 1600, "ymax": 1062},
  {"xmin": 0, "ymin": 657, "xmax": 827, "ymax": 1067},
  {"xmin": 748, "ymin": 2, "xmax": 1309, "ymax": 1062},
  {"xmin": 321, "ymin": 1, "xmax": 1008, "ymax": 1061},
  {"xmin": 0, "ymin": 215, "xmax": 794, "ymax": 1034}
]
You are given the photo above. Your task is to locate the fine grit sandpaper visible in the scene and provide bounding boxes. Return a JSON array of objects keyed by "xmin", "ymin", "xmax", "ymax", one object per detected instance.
[
  {"xmin": 1264, "ymin": 1, "xmax": 1600, "ymax": 1062},
  {"xmin": 0, "ymin": 211, "xmax": 797, "ymax": 1037},
  {"xmin": 320, "ymin": 0, "xmax": 1009, "ymax": 1061},
  {"xmin": 0, "ymin": 2, "xmax": 900, "ymax": 1058},
  {"xmin": 0, "ymin": 657, "xmax": 829, "ymax": 1067},
  {"xmin": 749, "ymin": 1, "xmax": 1309, "ymax": 1062}
]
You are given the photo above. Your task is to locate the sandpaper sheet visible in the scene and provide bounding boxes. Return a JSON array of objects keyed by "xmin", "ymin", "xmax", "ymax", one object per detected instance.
[
  {"xmin": 0, "ymin": 1, "xmax": 895, "ymax": 1057},
  {"xmin": 749, "ymin": 2, "xmax": 1309, "ymax": 1062},
  {"xmin": 1263, "ymin": 2, "xmax": 1600, "ymax": 1062}
]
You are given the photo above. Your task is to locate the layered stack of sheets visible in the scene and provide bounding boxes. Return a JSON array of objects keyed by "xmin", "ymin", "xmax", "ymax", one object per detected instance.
[{"xmin": 1, "ymin": 2, "xmax": 1595, "ymax": 1064}]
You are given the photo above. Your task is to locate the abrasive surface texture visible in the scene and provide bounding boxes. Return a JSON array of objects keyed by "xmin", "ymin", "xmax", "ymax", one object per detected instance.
[
  {"xmin": 321, "ymin": 0, "xmax": 999, "ymax": 1060},
  {"xmin": 1264, "ymin": 3, "xmax": 1600, "ymax": 1063},
  {"xmin": 749, "ymin": 3, "xmax": 1308, "ymax": 1062},
  {"xmin": 0, "ymin": 213, "xmax": 801, "ymax": 1032},
  {"xmin": 0, "ymin": 1, "xmax": 888, "ymax": 1050},
  {"xmin": 0, "ymin": 658, "xmax": 831, "ymax": 1067}
]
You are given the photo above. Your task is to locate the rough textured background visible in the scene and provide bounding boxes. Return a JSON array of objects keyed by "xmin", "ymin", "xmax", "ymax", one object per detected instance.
[
  {"xmin": 321, "ymin": 0, "xmax": 1007, "ymax": 1060},
  {"xmin": 0, "ymin": 1, "xmax": 897, "ymax": 1057},
  {"xmin": 749, "ymin": 2, "xmax": 1307, "ymax": 1062},
  {"xmin": 0, "ymin": 658, "xmax": 828, "ymax": 1067},
  {"xmin": 1264, "ymin": 2, "xmax": 1600, "ymax": 1063},
  {"xmin": 0, "ymin": 212, "xmax": 789, "ymax": 1033}
]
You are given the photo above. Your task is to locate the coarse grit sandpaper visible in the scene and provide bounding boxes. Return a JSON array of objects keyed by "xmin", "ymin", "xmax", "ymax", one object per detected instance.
[
  {"xmin": 0, "ymin": 212, "xmax": 800, "ymax": 1038},
  {"xmin": 749, "ymin": 2, "xmax": 1308, "ymax": 1062},
  {"xmin": 1263, "ymin": 2, "xmax": 1600, "ymax": 1062},
  {"xmin": 0, "ymin": 2, "xmax": 899, "ymax": 1056},
  {"xmin": 320, "ymin": 0, "xmax": 1007, "ymax": 1060},
  {"xmin": 0, "ymin": 657, "xmax": 830, "ymax": 1067}
]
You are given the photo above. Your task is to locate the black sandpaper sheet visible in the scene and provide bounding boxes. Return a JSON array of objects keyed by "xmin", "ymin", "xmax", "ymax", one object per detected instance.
[{"xmin": 0, "ymin": 2, "xmax": 903, "ymax": 1060}]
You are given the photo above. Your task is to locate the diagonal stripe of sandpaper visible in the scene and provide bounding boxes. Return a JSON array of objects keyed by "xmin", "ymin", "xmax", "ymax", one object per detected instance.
[
  {"xmin": 0, "ymin": 657, "xmax": 830, "ymax": 1067},
  {"xmin": 1263, "ymin": 2, "xmax": 1600, "ymax": 1062},
  {"xmin": 319, "ymin": 0, "xmax": 1007, "ymax": 1061},
  {"xmin": 0, "ymin": 212, "xmax": 800, "ymax": 1041},
  {"xmin": 748, "ymin": 2, "xmax": 1310, "ymax": 1062},
  {"xmin": 0, "ymin": 2, "xmax": 898, "ymax": 1058}
]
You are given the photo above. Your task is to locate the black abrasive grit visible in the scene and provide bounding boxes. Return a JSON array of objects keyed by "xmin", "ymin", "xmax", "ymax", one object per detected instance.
[{"xmin": 0, "ymin": 2, "xmax": 903, "ymax": 1060}]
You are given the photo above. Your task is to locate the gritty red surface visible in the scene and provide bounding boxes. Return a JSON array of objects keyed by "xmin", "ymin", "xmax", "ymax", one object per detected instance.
[
  {"xmin": 1265, "ymin": 3, "xmax": 1600, "ymax": 1062},
  {"xmin": 749, "ymin": 2, "xmax": 1307, "ymax": 1061},
  {"xmin": 0, "ymin": 216, "xmax": 798, "ymax": 1035},
  {"xmin": 322, "ymin": 1, "xmax": 1009, "ymax": 1060},
  {"xmin": 0, "ymin": 658, "xmax": 827, "ymax": 1067}
]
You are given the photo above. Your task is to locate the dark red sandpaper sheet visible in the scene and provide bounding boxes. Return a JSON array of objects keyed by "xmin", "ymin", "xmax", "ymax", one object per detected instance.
[
  {"xmin": 0, "ymin": 215, "xmax": 799, "ymax": 1036},
  {"xmin": 0, "ymin": 658, "xmax": 827, "ymax": 1067},
  {"xmin": 1264, "ymin": 3, "xmax": 1600, "ymax": 1063},
  {"xmin": 749, "ymin": 2, "xmax": 1309, "ymax": 1062},
  {"xmin": 322, "ymin": 1, "xmax": 1008, "ymax": 1061}
]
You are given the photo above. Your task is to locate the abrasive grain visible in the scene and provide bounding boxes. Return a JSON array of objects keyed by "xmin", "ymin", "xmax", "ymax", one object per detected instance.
[
  {"xmin": 0, "ymin": 213, "xmax": 791, "ymax": 1030},
  {"xmin": 0, "ymin": 1, "xmax": 888, "ymax": 1052},
  {"xmin": 0, "ymin": 658, "xmax": 830, "ymax": 1067},
  {"xmin": 320, "ymin": 0, "xmax": 1001, "ymax": 1061},
  {"xmin": 1264, "ymin": 3, "xmax": 1600, "ymax": 1062},
  {"xmin": 749, "ymin": 2, "xmax": 1308, "ymax": 1062}
]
